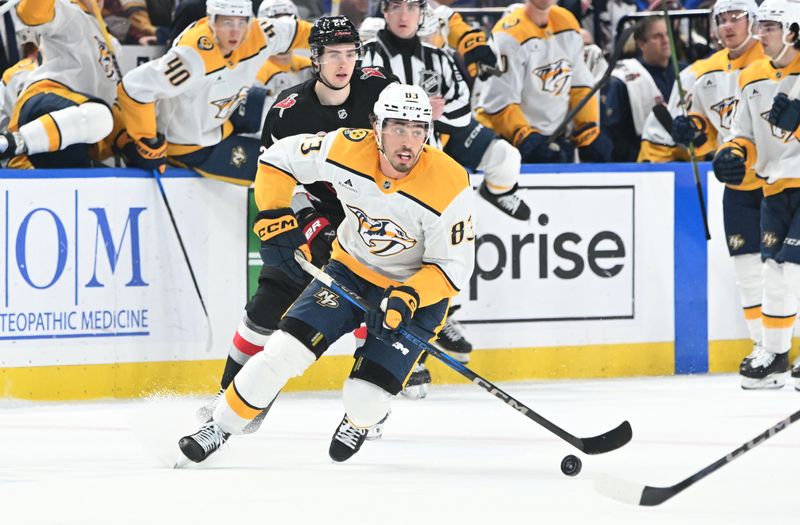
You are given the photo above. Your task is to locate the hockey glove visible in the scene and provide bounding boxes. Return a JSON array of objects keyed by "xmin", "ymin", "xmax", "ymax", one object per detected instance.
[
  {"xmin": 768, "ymin": 92, "xmax": 800, "ymax": 133},
  {"xmin": 253, "ymin": 208, "xmax": 311, "ymax": 283},
  {"xmin": 297, "ymin": 207, "xmax": 337, "ymax": 266},
  {"xmin": 121, "ymin": 133, "xmax": 168, "ymax": 172},
  {"xmin": 671, "ymin": 115, "xmax": 707, "ymax": 148},
  {"xmin": 517, "ymin": 132, "xmax": 563, "ymax": 163},
  {"xmin": 578, "ymin": 131, "xmax": 613, "ymax": 163},
  {"xmin": 461, "ymin": 36, "xmax": 498, "ymax": 80},
  {"xmin": 364, "ymin": 285, "xmax": 420, "ymax": 342},
  {"xmin": 712, "ymin": 147, "xmax": 746, "ymax": 185}
]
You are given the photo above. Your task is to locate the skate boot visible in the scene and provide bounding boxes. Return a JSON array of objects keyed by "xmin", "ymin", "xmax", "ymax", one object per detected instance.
[
  {"xmin": 366, "ymin": 411, "xmax": 390, "ymax": 441},
  {"xmin": 479, "ymin": 182, "xmax": 531, "ymax": 221},
  {"xmin": 401, "ymin": 362, "xmax": 431, "ymax": 399},
  {"xmin": 740, "ymin": 347, "xmax": 789, "ymax": 390},
  {"xmin": 436, "ymin": 307, "xmax": 472, "ymax": 363},
  {"xmin": 792, "ymin": 357, "xmax": 800, "ymax": 392},
  {"xmin": 178, "ymin": 421, "xmax": 230, "ymax": 463},
  {"xmin": 329, "ymin": 414, "xmax": 368, "ymax": 462}
]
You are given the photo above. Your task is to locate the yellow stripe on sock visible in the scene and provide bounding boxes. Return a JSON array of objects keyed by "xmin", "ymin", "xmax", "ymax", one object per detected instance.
[
  {"xmin": 762, "ymin": 314, "xmax": 797, "ymax": 329},
  {"xmin": 743, "ymin": 305, "xmax": 762, "ymax": 321},
  {"xmin": 224, "ymin": 382, "xmax": 262, "ymax": 420}
]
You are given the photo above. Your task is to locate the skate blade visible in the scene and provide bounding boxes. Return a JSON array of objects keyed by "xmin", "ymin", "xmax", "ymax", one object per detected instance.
[
  {"xmin": 173, "ymin": 452, "xmax": 192, "ymax": 469},
  {"xmin": 741, "ymin": 373, "xmax": 787, "ymax": 390}
]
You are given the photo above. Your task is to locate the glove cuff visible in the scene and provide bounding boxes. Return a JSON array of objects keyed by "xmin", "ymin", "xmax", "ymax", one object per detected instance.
[
  {"xmin": 513, "ymin": 126, "xmax": 537, "ymax": 147},
  {"xmin": 254, "ymin": 208, "xmax": 299, "ymax": 241},
  {"xmin": 457, "ymin": 29, "xmax": 487, "ymax": 57},
  {"xmin": 302, "ymin": 214, "xmax": 332, "ymax": 243}
]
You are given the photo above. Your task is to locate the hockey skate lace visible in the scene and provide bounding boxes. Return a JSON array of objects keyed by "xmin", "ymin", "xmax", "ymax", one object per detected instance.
[
  {"xmin": 193, "ymin": 423, "xmax": 227, "ymax": 453},
  {"xmin": 335, "ymin": 420, "xmax": 365, "ymax": 450},
  {"xmin": 750, "ymin": 346, "xmax": 775, "ymax": 368},
  {"xmin": 441, "ymin": 318, "xmax": 465, "ymax": 342},
  {"xmin": 495, "ymin": 194, "xmax": 521, "ymax": 215}
]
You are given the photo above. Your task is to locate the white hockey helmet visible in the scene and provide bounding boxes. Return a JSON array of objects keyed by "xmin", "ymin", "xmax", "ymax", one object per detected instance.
[
  {"xmin": 374, "ymin": 83, "xmax": 432, "ymax": 126},
  {"xmin": 257, "ymin": 0, "xmax": 299, "ymax": 19},
  {"xmin": 207, "ymin": 0, "xmax": 253, "ymax": 20},
  {"xmin": 359, "ymin": 17, "xmax": 385, "ymax": 42},
  {"xmin": 757, "ymin": 0, "xmax": 800, "ymax": 56},
  {"xmin": 417, "ymin": 5, "xmax": 442, "ymax": 38},
  {"xmin": 713, "ymin": 0, "xmax": 757, "ymax": 19}
]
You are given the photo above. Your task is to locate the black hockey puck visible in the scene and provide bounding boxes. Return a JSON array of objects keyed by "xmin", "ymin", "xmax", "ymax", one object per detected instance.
[{"xmin": 560, "ymin": 454, "xmax": 582, "ymax": 477}]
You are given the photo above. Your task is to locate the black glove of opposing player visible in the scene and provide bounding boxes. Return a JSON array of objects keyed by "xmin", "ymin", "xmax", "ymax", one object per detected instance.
[{"xmin": 297, "ymin": 208, "xmax": 337, "ymax": 266}]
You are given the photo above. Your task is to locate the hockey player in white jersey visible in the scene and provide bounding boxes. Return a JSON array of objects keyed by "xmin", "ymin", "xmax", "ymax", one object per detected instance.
[
  {"xmin": 474, "ymin": 0, "xmax": 612, "ymax": 164},
  {"xmin": 712, "ymin": 0, "xmax": 800, "ymax": 389},
  {"xmin": 254, "ymin": 0, "xmax": 312, "ymax": 110},
  {"xmin": 177, "ymin": 84, "xmax": 475, "ymax": 464},
  {"xmin": 650, "ymin": 1, "xmax": 767, "ymax": 358},
  {"xmin": 0, "ymin": 0, "xmax": 122, "ymax": 168},
  {"xmin": 116, "ymin": 0, "xmax": 311, "ymax": 184},
  {"xmin": 0, "ymin": 28, "xmax": 40, "ymax": 133}
]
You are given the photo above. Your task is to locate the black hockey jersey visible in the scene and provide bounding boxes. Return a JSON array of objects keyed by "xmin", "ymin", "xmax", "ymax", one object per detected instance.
[{"xmin": 261, "ymin": 66, "xmax": 397, "ymax": 223}]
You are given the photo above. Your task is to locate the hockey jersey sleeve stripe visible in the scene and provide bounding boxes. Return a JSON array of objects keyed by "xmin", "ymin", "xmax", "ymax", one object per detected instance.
[
  {"xmin": 443, "ymin": 105, "xmax": 471, "ymax": 120},
  {"xmin": 568, "ymin": 86, "xmax": 599, "ymax": 146},
  {"xmin": 41, "ymin": 114, "xmax": 61, "ymax": 152},
  {"xmin": 17, "ymin": 0, "xmax": 55, "ymax": 26},
  {"xmin": 475, "ymin": 104, "xmax": 533, "ymax": 145},
  {"xmin": 254, "ymin": 162, "xmax": 298, "ymax": 210}
]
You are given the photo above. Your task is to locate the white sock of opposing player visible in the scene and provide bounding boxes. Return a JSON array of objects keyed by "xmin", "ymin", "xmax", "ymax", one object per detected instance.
[
  {"xmin": 760, "ymin": 259, "xmax": 796, "ymax": 355},
  {"xmin": 19, "ymin": 102, "xmax": 113, "ymax": 155},
  {"xmin": 478, "ymin": 139, "xmax": 520, "ymax": 193},
  {"xmin": 733, "ymin": 253, "xmax": 764, "ymax": 344},
  {"xmin": 213, "ymin": 330, "xmax": 315, "ymax": 433}
]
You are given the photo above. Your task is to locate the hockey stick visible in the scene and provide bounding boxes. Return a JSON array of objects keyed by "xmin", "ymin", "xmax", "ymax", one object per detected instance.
[
  {"xmin": 293, "ymin": 252, "xmax": 633, "ymax": 455},
  {"xmin": 594, "ymin": 407, "xmax": 800, "ymax": 506},
  {"xmin": 153, "ymin": 169, "xmax": 214, "ymax": 353},
  {"xmin": 651, "ymin": 104, "xmax": 673, "ymax": 136},
  {"xmin": 662, "ymin": 4, "xmax": 711, "ymax": 241},
  {"xmin": 546, "ymin": 24, "xmax": 636, "ymax": 147},
  {"xmin": 0, "ymin": 0, "xmax": 20, "ymax": 17}
]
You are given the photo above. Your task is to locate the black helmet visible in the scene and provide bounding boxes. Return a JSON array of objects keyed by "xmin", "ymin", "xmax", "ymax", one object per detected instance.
[{"xmin": 309, "ymin": 16, "xmax": 361, "ymax": 56}]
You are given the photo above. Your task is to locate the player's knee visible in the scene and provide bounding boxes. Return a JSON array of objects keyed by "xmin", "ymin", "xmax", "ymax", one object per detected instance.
[
  {"xmin": 54, "ymin": 102, "xmax": 113, "ymax": 144},
  {"xmin": 342, "ymin": 378, "xmax": 392, "ymax": 428},
  {"xmin": 733, "ymin": 253, "xmax": 763, "ymax": 291},
  {"xmin": 278, "ymin": 316, "xmax": 329, "ymax": 357},
  {"xmin": 244, "ymin": 296, "xmax": 282, "ymax": 332}
]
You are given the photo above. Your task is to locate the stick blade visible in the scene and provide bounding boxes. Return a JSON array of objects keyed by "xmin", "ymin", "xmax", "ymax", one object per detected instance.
[
  {"xmin": 578, "ymin": 420, "xmax": 632, "ymax": 454},
  {"xmin": 594, "ymin": 474, "xmax": 646, "ymax": 505}
]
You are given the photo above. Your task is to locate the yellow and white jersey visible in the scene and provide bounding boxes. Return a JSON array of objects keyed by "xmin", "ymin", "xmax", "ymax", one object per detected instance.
[
  {"xmin": 118, "ymin": 16, "xmax": 310, "ymax": 156},
  {"xmin": 474, "ymin": 6, "xmax": 598, "ymax": 146},
  {"xmin": 637, "ymin": 63, "xmax": 699, "ymax": 163},
  {"xmin": 257, "ymin": 54, "xmax": 312, "ymax": 108},
  {"xmin": 728, "ymin": 53, "xmax": 800, "ymax": 195},
  {"xmin": 0, "ymin": 57, "xmax": 37, "ymax": 131},
  {"xmin": 255, "ymin": 128, "xmax": 475, "ymax": 307},
  {"xmin": 15, "ymin": 0, "xmax": 122, "ymax": 106}
]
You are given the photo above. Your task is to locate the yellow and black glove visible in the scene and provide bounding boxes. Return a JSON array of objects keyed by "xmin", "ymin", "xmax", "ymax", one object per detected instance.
[
  {"xmin": 365, "ymin": 285, "xmax": 420, "ymax": 342},
  {"xmin": 253, "ymin": 208, "xmax": 311, "ymax": 283},
  {"xmin": 459, "ymin": 30, "xmax": 497, "ymax": 80},
  {"xmin": 120, "ymin": 132, "xmax": 167, "ymax": 172}
]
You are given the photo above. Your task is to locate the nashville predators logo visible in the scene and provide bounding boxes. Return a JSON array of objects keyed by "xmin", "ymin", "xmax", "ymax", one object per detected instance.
[
  {"xmin": 533, "ymin": 59, "xmax": 572, "ymax": 96},
  {"xmin": 343, "ymin": 129, "xmax": 368, "ymax": 142},
  {"xmin": 347, "ymin": 204, "xmax": 417, "ymax": 256},
  {"xmin": 711, "ymin": 97, "xmax": 738, "ymax": 130},
  {"xmin": 230, "ymin": 145, "xmax": 247, "ymax": 168},
  {"xmin": 728, "ymin": 234, "xmax": 745, "ymax": 251},
  {"xmin": 211, "ymin": 87, "xmax": 249, "ymax": 120},
  {"xmin": 762, "ymin": 231, "xmax": 779, "ymax": 248},
  {"xmin": 760, "ymin": 110, "xmax": 800, "ymax": 143},
  {"xmin": 93, "ymin": 36, "xmax": 118, "ymax": 81},
  {"xmin": 197, "ymin": 36, "xmax": 214, "ymax": 50}
]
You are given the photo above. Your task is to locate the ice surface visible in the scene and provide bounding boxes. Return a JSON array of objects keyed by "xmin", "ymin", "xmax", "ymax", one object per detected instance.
[{"xmin": 1, "ymin": 374, "xmax": 797, "ymax": 524}]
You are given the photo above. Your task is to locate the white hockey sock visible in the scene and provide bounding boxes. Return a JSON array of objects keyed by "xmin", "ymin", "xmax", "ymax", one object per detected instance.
[
  {"xmin": 19, "ymin": 102, "xmax": 113, "ymax": 155},
  {"xmin": 733, "ymin": 254, "xmax": 763, "ymax": 344},
  {"xmin": 213, "ymin": 330, "xmax": 315, "ymax": 433},
  {"xmin": 478, "ymin": 139, "xmax": 520, "ymax": 192},
  {"xmin": 761, "ymin": 259, "xmax": 796, "ymax": 354},
  {"xmin": 342, "ymin": 378, "xmax": 392, "ymax": 428}
]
